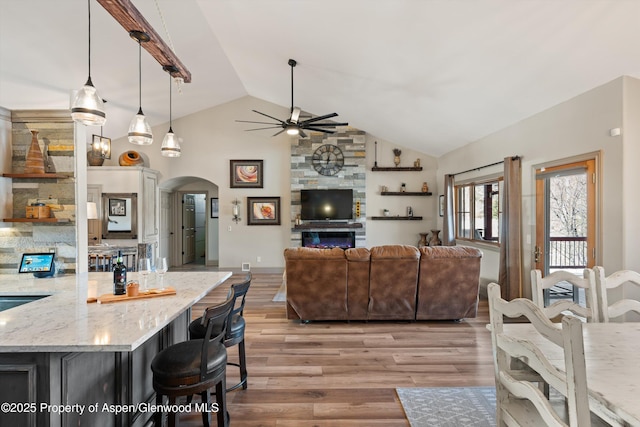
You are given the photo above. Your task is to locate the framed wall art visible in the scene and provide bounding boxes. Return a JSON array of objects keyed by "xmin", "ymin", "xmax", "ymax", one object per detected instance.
[
  {"xmin": 439, "ymin": 195, "xmax": 445, "ymax": 217},
  {"xmin": 247, "ymin": 197, "xmax": 280, "ymax": 225},
  {"xmin": 210, "ymin": 198, "xmax": 219, "ymax": 218},
  {"xmin": 230, "ymin": 159, "xmax": 263, "ymax": 188},
  {"xmin": 109, "ymin": 198, "xmax": 127, "ymax": 216}
]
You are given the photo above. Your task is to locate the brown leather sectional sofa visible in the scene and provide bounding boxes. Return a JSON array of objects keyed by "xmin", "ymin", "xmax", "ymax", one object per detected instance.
[{"xmin": 284, "ymin": 245, "xmax": 483, "ymax": 321}]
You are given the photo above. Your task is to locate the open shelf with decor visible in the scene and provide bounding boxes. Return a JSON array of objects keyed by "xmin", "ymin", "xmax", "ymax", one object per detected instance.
[
  {"xmin": 3, "ymin": 173, "xmax": 67, "ymax": 179},
  {"xmin": 3, "ymin": 218, "xmax": 70, "ymax": 223},
  {"xmin": 380, "ymin": 191, "xmax": 432, "ymax": 196},
  {"xmin": 370, "ymin": 216, "xmax": 423, "ymax": 221}
]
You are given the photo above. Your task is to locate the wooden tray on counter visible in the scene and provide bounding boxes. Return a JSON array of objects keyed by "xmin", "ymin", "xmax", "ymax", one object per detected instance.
[{"xmin": 87, "ymin": 287, "xmax": 176, "ymax": 304}]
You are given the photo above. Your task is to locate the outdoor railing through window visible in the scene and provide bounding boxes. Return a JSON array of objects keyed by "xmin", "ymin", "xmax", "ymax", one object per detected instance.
[{"xmin": 548, "ymin": 237, "xmax": 587, "ymax": 270}]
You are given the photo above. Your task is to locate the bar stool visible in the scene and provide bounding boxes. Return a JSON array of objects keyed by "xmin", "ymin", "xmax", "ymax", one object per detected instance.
[
  {"xmin": 88, "ymin": 253, "xmax": 113, "ymax": 272},
  {"xmin": 151, "ymin": 295, "xmax": 234, "ymax": 427},
  {"xmin": 189, "ymin": 273, "xmax": 252, "ymax": 391}
]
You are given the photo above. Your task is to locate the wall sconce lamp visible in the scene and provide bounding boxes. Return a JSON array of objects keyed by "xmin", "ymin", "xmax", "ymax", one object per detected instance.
[{"xmin": 232, "ymin": 198, "xmax": 241, "ymax": 223}]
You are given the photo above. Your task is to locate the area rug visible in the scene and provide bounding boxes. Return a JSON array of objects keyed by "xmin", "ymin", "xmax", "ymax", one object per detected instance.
[
  {"xmin": 397, "ymin": 386, "xmax": 496, "ymax": 427},
  {"xmin": 272, "ymin": 282, "xmax": 286, "ymax": 302}
]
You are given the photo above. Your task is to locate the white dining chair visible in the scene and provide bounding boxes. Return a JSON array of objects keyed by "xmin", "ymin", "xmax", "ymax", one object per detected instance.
[
  {"xmin": 488, "ymin": 282, "xmax": 591, "ymax": 426},
  {"xmin": 593, "ymin": 266, "xmax": 640, "ymax": 322},
  {"xmin": 531, "ymin": 269, "xmax": 599, "ymax": 322}
]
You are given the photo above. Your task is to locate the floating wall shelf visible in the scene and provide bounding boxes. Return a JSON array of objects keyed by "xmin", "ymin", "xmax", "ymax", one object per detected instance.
[
  {"xmin": 371, "ymin": 166, "xmax": 423, "ymax": 172},
  {"xmin": 3, "ymin": 218, "xmax": 70, "ymax": 223},
  {"xmin": 370, "ymin": 216, "xmax": 423, "ymax": 221},
  {"xmin": 3, "ymin": 173, "xmax": 67, "ymax": 179},
  {"xmin": 381, "ymin": 191, "xmax": 432, "ymax": 196}
]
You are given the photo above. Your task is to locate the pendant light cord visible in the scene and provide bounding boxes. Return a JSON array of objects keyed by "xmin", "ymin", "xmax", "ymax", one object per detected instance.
[
  {"xmin": 87, "ymin": 0, "xmax": 92, "ymax": 81},
  {"xmin": 168, "ymin": 72, "xmax": 173, "ymax": 131},
  {"xmin": 138, "ymin": 39, "xmax": 142, "ymax": 111}
]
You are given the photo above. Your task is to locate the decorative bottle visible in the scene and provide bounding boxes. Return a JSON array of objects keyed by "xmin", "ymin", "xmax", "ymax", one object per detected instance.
[{"xmin": 113, "ymin": 251, "xmax": 127, "ymax": 295}]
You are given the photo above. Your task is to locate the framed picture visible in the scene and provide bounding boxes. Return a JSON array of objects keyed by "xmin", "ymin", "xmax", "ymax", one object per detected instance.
[
  {"xmin": 230, "ymin": 159, "xmax": 263, "ymax": 188},
  {"xmin": 439, "ymin": 195, "xmax": 445, "ymax": 217},
  {"xmin": 247, "ymin": 197, "xmax": 280, "ymax": 225},
  {"xmin": 210, "ymin": 198, "xmax": 219, "ymax": 218},
  {"xmin": 109, "ymin": 198, "xmax": 126, "ymax": 216}
]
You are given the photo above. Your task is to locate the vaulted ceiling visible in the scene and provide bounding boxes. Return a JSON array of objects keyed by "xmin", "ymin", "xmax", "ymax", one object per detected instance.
[{"xmin": 2, "ymin": 1, "xmax": 640, "ymax": 156}]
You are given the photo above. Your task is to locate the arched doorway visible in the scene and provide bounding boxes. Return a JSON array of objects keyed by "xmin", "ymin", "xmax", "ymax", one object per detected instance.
[{"xmin": 158, "ymin": 176, "xmax": 219, "ymax": 268}]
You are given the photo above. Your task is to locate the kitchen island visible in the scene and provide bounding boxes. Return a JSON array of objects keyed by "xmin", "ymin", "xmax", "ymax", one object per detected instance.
[{"xmin": 0, "ymin": 271, "xmax": 231, "ymax": 427}]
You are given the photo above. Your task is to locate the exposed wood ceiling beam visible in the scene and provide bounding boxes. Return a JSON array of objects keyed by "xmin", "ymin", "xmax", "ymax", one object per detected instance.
[{"xmin": 96, "ymin": 0, "xmax": 192, "ymax": 83}]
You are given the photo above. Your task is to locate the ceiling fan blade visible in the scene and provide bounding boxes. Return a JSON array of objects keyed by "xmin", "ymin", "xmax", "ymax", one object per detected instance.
[
  {"xmin": 299, "ymin": 129, "xmax": 308, "ymax": 138},
  {"xmin": 301, "ymin": 112, "xmax": 338, "ymax": 124},
  {"xmin": 301, "ymin": 122, "xmax": 349, "ymax": 128},
  {"xmin": 236, "ymin": 120, "xmax": 280, "ymax": 125},
  {"xmin": 252, "ymin": 109, "xmax": 286, "ymax": 124},
  {"xmin": 304, "ymin": 127, "xmax": 335, "ymax": 134},
  {"xmin": 272, "ymin": 129, "xmax": 286, "ymax": 137},
  {"xmin": 246, "ymin": 126, "xmax": 284, "ymax": 131},
  {"xmin": 290, "ymin": 107, "xmax": 302, "ymax": 124}
]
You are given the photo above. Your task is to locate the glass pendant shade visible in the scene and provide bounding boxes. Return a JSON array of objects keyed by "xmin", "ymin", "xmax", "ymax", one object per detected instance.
[
  {"xmin": 71, "ymin": 78, "xmax": 106, "ymax": 126},
  {"xmin": 128, "ymin": 108, "xmax": 153, "ymax": 145},
  {"xmin": 161, "ymin": 127, "xmax": 181, "ymax": 157}
]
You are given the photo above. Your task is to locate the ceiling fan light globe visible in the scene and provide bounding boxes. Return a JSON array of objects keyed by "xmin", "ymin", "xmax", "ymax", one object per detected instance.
[
  {"xmin": 128, "ymin": 111, "xmax": 153, "ymax": 145},
  {"xmin": 71, "ymin": 80, "xmax": 106, "ymax": 126},
  {"xmin": 286, "ymin": 126, "xmax": 300, "ymax": 135}
]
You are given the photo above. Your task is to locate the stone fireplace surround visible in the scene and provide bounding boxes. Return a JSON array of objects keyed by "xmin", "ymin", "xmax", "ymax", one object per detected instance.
[{"xmin": 290, "ymin": 129, "xmax": 367, "ymax": 248}]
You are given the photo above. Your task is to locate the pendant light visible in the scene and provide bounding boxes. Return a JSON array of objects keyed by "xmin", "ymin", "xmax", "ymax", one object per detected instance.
[
  {"xmin": 71, "ymin": 0, "xmax": 106, "ymax": 126},
  {"xmin": 128, "ymin": 30, "xmax": 153, "ymax": 145},
  {"xmin": 161, "ymin": 65, "xmax": 181, "ymax": 157}
]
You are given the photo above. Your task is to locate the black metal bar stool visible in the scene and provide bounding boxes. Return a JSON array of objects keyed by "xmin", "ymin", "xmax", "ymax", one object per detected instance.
[
  {"xmin": 189, "ymin": 273, "xmax": 252, "ymax": 392},
  {"xmin": 151, "ymin": 295, "xmax": 234, "ymax": 427}
]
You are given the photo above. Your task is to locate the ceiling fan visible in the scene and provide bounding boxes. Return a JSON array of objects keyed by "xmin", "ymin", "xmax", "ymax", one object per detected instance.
[{"xmin": 236, "ymin": 59, "xmax": 348, "ymax": 138}]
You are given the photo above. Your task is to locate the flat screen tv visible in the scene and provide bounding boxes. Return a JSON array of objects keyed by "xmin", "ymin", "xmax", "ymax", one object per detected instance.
[
  {"xmin": 300, "ymin": 189, "xmax": 353, "ymax": 221},
  {"xmin": 18, "ymin": 253, "xmax": 55, "ymax": 276}
]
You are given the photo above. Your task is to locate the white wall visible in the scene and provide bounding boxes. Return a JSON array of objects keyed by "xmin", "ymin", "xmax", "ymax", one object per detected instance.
[
  {"xmin": 437, "ymin": 77, "xmax": 629, "ymax": 297},
  {"xmin": 109, "ymin": 96, "xmax": 293, "ymax": 270}
]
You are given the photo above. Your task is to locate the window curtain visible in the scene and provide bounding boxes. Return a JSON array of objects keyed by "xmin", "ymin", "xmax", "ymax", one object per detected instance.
[
  {"xmin": 498, "ymin": 156, "xmax": 523, "ymax": 300},
  {"xmin": 442, "ymin": 174, "xmax": 456, "ymax": 246}
]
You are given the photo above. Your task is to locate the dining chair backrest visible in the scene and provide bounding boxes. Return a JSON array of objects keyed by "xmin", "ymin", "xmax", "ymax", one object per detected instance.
[
  {"xmin": 488, "ymin": 283, "xmax": 591, "ymax": 427},
  {"xmin": 531, "ymin": 269, "xmax": 598, "ymax": 322},
  {"xmin": 593, "ymin": 266, "xmax": 640, "ymax": 323}
]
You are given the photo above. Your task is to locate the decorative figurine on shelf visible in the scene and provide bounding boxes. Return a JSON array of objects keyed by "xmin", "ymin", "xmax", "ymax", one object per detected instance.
[
  {"xmin": 414, "ymin": 158, "xmax": 421, "ymax": 168},
  {"xmin": 381, "ymin": 185, "xmax": 388, "ymax": 193},
  {"xmin": 400, "ymin": 183, "xmax": 406, "ymax": 192},
  {"xmin": 383, "ymin": 209, "xmax": 390, "ymax": 217},
  {"xmin": 422, "ymin": 182, "xmax": 429, "ymax": 193},
  {"xmin": 407, "ymin": 206, "xmax": 413, "ymax": 217},
  {"xmin": 393, "ymin": 148, "xmax": 402, "ymax": 166}
]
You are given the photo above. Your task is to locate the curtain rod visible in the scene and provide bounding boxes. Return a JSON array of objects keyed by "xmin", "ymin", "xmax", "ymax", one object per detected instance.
[{"xmin": 452, "ymin": 156, "xmax": 519, "ymax": 177}]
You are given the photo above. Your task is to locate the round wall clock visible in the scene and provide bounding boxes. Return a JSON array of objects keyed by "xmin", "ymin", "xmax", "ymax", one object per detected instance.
[{"xmin": 312, "ymin": 144, "xmax": 344, "ymax": 176}]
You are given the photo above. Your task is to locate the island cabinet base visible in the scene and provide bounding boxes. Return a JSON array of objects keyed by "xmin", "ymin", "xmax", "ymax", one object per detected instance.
[{"xmin": 0, "ymin": 309, "xmax": 190, "ymax": 427}]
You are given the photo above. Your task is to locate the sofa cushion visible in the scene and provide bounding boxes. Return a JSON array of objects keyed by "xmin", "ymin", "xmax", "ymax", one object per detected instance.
[
  {"xmin": 345, "ymin": 248, "xmax": 370, "ymax": 320},
  {"xmin": 284, "ymin": 247, "xmax": 348, "ymax": 321},
  {"xmin": 368, "ymin": 245, "xmax": 420, "ymax": 320},
  {"xmin": 416, "ymin": 245, "xmax": 482, "ymax": 320}
]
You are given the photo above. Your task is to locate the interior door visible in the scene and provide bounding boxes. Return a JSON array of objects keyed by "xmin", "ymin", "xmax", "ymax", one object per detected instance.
[
  {"xmin": 182, "ymin": 194, "xmax": 196, "ymax": 264},
  {"xmin": 159, "ymin": 189, "xmax": 173, "ymax": 265},
  {"xmin": 535, "ymin": 159, "xmax": 596, "ymax": 304}
]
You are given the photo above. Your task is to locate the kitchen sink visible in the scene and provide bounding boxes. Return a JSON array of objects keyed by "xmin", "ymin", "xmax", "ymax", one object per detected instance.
[{"xmin": 0, "ymin": 295, "xmax": 49, "ymax": 313}]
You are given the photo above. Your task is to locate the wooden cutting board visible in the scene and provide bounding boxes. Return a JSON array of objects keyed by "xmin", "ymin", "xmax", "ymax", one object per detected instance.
[{"xmin": 87, "ymin": 287, "xmax": 176, "ymax": 304}]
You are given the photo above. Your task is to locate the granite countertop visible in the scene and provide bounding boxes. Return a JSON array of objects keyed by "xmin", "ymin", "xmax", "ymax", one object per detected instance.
[{"xmin": 0, "ymin": 271, "xmax": 231, "ymax": 353}]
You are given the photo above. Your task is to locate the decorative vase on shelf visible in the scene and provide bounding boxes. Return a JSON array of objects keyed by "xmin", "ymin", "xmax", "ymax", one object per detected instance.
[
  {"xmin": 418, "ymin": 232, "xmax": 429, "ymax": 247},
  {"xmin": 429, "ymin": 229, "xmax": 442, "ymax": 246},
  {"xmin": 394, "ymin": 155, "xmax": 401, "ymax": 166},
  {"xmin": 119, "ymin": 150, "xmax": 144, "ymax": 167},
  {"xmin": 87, "ymin": 150, "xmax": 105, "ymax": 166},
  {"xmin": 25, "ymin": 130, "xmax": 45, "ymax": 174}
]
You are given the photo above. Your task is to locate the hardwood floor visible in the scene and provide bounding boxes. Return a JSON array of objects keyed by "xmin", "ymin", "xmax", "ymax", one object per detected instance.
[{"xmin": 180, "ymin": 272, "xmax": 495, "ymax": 426}]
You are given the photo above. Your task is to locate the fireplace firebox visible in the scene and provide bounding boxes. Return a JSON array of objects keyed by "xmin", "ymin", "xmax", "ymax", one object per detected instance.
[{"xmin": 301, "ymin": 231, "xmax": 355, "ymax": 249}]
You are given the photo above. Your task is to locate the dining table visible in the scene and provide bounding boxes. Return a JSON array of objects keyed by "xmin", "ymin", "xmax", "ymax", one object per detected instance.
[{"xmin": 503, "ymin": 322, "xmax": 640, "ymax": 427}]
